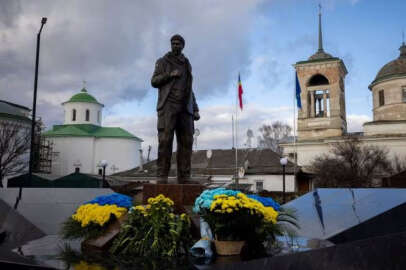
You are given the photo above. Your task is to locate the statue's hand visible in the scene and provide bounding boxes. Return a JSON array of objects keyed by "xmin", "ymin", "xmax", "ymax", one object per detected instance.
[
  {"xmin": 193, "ymin": 111, "xmax": 200, "ymax": 121},
  {"xmin": 170, "ymin": 69, "xmax": 181, "ymax": 78}
]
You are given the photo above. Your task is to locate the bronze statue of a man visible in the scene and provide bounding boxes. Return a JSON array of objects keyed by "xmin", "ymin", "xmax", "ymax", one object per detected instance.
[{"xmin": 151, "ymin": 34, "xmax": 200, "ymax": 184}]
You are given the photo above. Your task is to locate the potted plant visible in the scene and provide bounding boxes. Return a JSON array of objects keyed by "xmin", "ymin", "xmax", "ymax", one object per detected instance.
[
  {"xmin": 194, "ymin": 188, "xmax": 298, "ymax": 256},
  {"xmin": 61, "ymin": 193, "xmax": 132, "ymax": 241}
]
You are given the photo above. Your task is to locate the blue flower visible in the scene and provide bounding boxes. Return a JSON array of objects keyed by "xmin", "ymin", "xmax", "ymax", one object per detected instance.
[
  {"xmin": 247, "ymin": 194, "xmax": 281, "ymax": 211},
  {"xmin": 193, "ymin": 188, "xmax": 240, "ymax": 213},
  {"xmin": 86, "ymin": 193, "xmax": 133, "ymax": 208}
]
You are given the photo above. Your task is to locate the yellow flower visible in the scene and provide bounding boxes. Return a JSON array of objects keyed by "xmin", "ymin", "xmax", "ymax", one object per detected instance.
[
  {"xmin": 146, "ymin": 194, "xmax": 174, "ymax": 207},
  {"xmin": 72, "ymin": 204, "xmax": 127, "ymax": 227},
  {"xmin": 74, "ymin": 260, "xmax": 105, "ymax": 270},
  {"xmin": 180, "ymin": 213, "xmax": 187, "ymax": 220}
]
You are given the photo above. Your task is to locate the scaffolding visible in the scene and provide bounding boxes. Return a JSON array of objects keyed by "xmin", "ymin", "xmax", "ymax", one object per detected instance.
[{"xmin": 37, "ymin": 137, "xmax": 53, "ymax": 173}]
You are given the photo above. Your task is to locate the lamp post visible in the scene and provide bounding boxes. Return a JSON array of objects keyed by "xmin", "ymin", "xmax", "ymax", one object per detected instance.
[
  {"xmin": 280, "ymin": 157, "xmax": 288, "ymax": 204},
  {"xmin": 100, "ymin": 160, "xmax": 108, "ymax": 188},
  {"xmin": 29, "ymin": 17, "xmax": 47, "ymax": 184},
  {"xmin": 206, "ymin": 149, "xmax": 212, "ymax": 180}
]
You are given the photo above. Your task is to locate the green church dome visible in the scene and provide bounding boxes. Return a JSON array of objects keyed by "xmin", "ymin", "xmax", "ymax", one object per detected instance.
[{"xmin": 63, "ymin": 88, "xmax": 103, "ymax": 106}]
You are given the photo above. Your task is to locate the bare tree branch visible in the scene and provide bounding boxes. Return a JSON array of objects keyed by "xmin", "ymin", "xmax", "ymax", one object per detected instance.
[
  {"xmin": 0, "ymin": 120, "xmax": 31, "ymax": 187},
  {"xmin": 257, "ymin": 121, "xmax": 292, "ymax": 154},
  {"xmin": 311, "ymin": 138, "xmax": 393, "ymax": 188}
]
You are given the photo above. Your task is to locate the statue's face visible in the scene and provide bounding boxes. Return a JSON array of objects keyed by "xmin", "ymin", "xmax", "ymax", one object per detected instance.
[{"xmin": 171, "ymin": 39, "xmax": 184, "ymax": 55}]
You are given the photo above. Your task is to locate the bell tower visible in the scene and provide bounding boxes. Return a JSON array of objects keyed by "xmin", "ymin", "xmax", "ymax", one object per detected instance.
[{"xmin": 295, "ymin": 6, "xmax": 347, "ymax": 141}]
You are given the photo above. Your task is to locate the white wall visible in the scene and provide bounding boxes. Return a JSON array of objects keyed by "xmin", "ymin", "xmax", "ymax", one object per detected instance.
[
  {"xmin": 282, "ymin": 136, "xmax": 406, "ymax": 168},
  {"xmin": 63, "ymin": 102, "xmax": 103, "ymax": 126},
  {"xmin": 94, "ymin": 138, "xmax": 141, "ymax": 175},
  {"xmin": 50, "ymin": 137, "xmax": 95, "ymax": 175},
  {"xmin": 49, "ymin": 136, "xmax": 141, "ymax": 176},
  {"xmin": 240, "ymin": 174, "xmax": 296, "ymax": 193}
]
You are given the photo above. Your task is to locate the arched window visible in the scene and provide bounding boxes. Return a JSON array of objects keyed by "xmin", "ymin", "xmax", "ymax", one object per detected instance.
[
  {"xmin": 72, "ymin": 109, "xmax": 76, "ymax": 121},
  {"xmin": 86, "ymin": 109, "xmax": 90, "ymax": 121},
  {"xmin": 307, "ymin": 74, "xmax": 330, "ymax": 118},
  {"xmin": 308, "ymin": 74, "xmax": 329, "ymax": 86}
]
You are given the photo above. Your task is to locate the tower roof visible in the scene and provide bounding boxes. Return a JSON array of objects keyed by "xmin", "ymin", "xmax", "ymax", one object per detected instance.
[
  {"xmin": 369, "ymin": 42, "xmax": 406, "ymax": 89},
  {"xmin": 63, "ymin": 88, "xmax": 104, "ymax": 106},
  {"xmin": 308, "ymin": 5, "xmax": 335, "ymax": 61}
]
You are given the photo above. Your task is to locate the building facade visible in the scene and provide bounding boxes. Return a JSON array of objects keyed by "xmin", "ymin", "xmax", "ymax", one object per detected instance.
[
  {"xmin": 116, "ymin": 148, "xmax": 300, "ymax": 193},
  {"xmin": 281, "ymin": 12, "xmax": 406, "ymax": 178},
  {"xmin": 43, "ymin": 88, "xmax": 143, "ymax": 176}
]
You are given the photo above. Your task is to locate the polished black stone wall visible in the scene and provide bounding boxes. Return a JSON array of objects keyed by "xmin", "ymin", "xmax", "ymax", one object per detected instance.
[
  {"xmin": 204, "ymin": 231, "xmax": 406, "ymax": 270},
  {"xmin": 329, "ymin": 202, "xmax": 406, "ymax": 244}
]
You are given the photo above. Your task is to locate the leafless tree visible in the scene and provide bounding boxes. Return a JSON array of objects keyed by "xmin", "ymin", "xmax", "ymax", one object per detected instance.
[
  {"xmin": 391, "ymin": 155, "xmax": 406, "ymax": 174},
  {"xmin": 257, "ymin": 121, "xmax": 292, "ymax": 154},
  {"xmin": 310, "ymin": 138, "xmax": 393, "ymax": 188},
  {"xmin": 0, "ymin": 120, "xmax": 31, "ymax": 187}
]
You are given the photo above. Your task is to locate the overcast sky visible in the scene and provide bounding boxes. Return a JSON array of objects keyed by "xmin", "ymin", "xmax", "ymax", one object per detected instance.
[{"xmin": 1, "ymin": 0, "xmax": 405, "ymax": 158}]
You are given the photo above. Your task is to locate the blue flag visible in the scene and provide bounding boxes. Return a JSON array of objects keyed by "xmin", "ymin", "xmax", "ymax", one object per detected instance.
[{"xmin": 295, "ymin": 72, "xmax": 302, "ymax": 109}]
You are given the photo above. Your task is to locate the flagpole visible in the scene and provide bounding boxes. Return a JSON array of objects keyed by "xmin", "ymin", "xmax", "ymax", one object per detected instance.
[
  {"xmin": 232, "ymin": 115, "xmax": 235, "ymax": 149},
  {"xmin": 235, "ymin": 74, "xmax": 239, "ymax": 186},
  {"xmin": 293, "ymin": 71, "xmax": 297, "ymax": 183}
]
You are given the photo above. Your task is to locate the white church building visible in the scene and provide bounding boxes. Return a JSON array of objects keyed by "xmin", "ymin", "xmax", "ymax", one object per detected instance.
[{"xmin": 43, "ymin": 87, "xmax": 143, "ymax": 176}]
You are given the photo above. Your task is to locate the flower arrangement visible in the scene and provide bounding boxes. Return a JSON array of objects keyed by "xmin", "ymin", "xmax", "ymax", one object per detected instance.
[
  {"xmin": 61, "ymin": 193, "xmax": 132, "ymax": 240},
  {"xmin": 193, "ymin": 188, "xmax": 298, "ymax": 254},
  {"xmin": 110, "ymin": 194, "xmax": 192, "ymax": 257}
]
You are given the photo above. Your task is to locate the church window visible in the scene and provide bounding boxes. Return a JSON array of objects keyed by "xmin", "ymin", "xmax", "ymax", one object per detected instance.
[
  {"xmin": 97, "ymin": 111, "xmax": 100, "ymax": 123},
  {"xmin": 256, "ymin": 181, "xmax": 264, "ymax": 192},
  {"xmin": 308, "ymin": 74, "xmax": 329, "ymax": 86},
  {"xmin": 72, "ymin": 109, "xmax": 76, "ymax": 121},
  {"xmin": 379, "ymin": 90, "xmax": 385, "ymax": 106},
  {"xmin": 402, "ymin": 86, "xmax": 406, "ymax": 103},
  {"xmin": 314, "ymin": 90, "xmax": 329, "ymax": 117},
  {"xmin": 86, "ymin": 109, "xmax": 90, "ymax": 121}
]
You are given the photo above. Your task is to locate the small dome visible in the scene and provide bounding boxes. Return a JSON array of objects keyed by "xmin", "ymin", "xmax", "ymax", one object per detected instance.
[
  {"xmin": 64, "ymin": 88, "xmax": 103, "ymax": 105},
  {"xmin": 370, "ymin": 43, "xmax": 406, "ymax": 88}
]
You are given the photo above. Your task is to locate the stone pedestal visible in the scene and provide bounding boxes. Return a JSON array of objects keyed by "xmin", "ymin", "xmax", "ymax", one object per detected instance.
[
  {"xmin": 142, "ymin": 183, "xmax": 205, "ymax": 212},
  {"xmin": 143, "ymin": 183, "xmax": 205, "ymax": 238}
]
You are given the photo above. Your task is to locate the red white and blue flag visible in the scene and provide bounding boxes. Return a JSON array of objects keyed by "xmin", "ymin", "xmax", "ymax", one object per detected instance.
[{"xmin": 238, "ymin": 73, "xmax": 243, "ymax": 110}]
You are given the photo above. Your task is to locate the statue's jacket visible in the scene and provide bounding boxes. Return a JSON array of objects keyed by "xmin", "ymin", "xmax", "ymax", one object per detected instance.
[{"xmin": 151, "ymin": 52, "xmax": 199, "ymax": 115}]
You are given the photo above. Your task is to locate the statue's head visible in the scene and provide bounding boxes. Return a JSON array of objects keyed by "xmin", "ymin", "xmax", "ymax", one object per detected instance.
[{"xmin": 170, "ymin": 34, "xmax": 185, "ymax": 55}]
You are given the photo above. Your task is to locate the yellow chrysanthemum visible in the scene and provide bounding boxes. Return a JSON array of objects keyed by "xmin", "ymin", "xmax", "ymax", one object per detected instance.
[
  {"xmin": 72, "ymin": 204, "xmax": 127, "ymax": 227},
  {"xmin": 209, "ymin": 194, "xmax": 279, "ymax": 224}
]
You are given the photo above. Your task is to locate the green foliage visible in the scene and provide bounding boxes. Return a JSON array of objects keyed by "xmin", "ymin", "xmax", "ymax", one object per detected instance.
[
  {"xmin": 201, "ymin": 208, "xmax": 263, "ymax": 241},
  {"xmin": 203, "ymin": 208, "xmax": 298, "ymax": 242},
  {"xmin": 110, "ymin": 196, "xmax": 192, "ymax": 257},
  {"xmin": 60, "ymin": 216, "xmax": 114, "ymax": 240}
]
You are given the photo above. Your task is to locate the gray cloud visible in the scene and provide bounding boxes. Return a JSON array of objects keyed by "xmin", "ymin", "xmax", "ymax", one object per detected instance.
[
  {"xmin": 104, "ymin": 103, "xmax": 293, "ymax": 159},
  {"xmin": 0, "ymin": 0, "xmax": 22, "ymax": 27},
  {"xmin": 0, "ymin": 0, "xmax": 269, "ymax": 129}
]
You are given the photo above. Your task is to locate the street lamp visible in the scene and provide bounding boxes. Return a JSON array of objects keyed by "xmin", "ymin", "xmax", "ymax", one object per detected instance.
[
  {"xmin": 206, "ymin": 149, "xmax": 212, "ymax": 180},
  {"xmin": 99, "ymin": 160, "xmax": 108, "ymax": 188},
  {"xmin": 280, "ymin": 157, "xmax": 288, "ymax": 204},
  {"xmin": 29, "ymin": 17, "xmax": 47, "ymax": 184}
]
